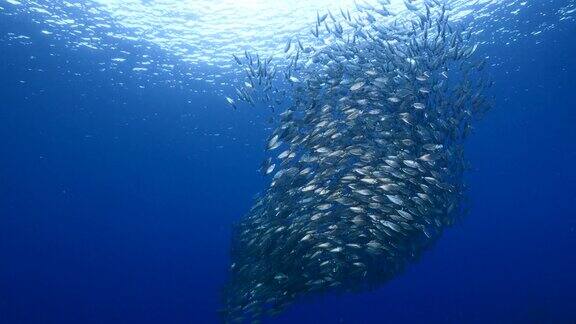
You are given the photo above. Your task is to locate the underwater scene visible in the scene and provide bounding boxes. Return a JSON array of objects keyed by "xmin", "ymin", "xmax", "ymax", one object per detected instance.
[{"xmin": 0, "ymin": 0, "xmax": 575, "ymax": 323}]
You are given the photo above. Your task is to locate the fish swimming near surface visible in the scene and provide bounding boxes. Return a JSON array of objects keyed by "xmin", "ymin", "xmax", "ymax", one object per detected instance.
[{"xmin": 222, "ymin": 1, "xmax": 492, "ymax": 322}]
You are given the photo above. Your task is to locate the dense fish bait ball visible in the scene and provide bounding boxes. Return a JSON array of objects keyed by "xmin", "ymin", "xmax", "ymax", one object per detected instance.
[{"xmin": 223, "ymin": 1, "xmax": 491, "ymax": 322}]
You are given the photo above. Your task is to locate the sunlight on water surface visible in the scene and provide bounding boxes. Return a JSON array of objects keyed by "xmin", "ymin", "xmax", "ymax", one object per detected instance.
[{"xmin": 1, "ymin": 0, "xmax": 574, "ymax": 86}]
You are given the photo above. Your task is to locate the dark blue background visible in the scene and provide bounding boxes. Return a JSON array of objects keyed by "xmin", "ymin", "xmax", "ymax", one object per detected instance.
[{"xmin": 1, "ymin": 4, "xmax": 575, "ymax": 324}]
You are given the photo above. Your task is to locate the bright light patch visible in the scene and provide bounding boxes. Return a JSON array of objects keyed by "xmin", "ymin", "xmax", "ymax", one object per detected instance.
[
  {"xmin": 2, "ymin": 0, "xmax": 542, "ymax": 81},
  {"xmin": 88, "ymin": 0, "xmax": 371, "ymax": 65}
]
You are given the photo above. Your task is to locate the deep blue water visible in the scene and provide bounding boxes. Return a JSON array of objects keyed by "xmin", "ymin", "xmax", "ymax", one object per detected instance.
[{"xmin": 1, "ymin": 3, "xmax": 575, "ymax": 324}]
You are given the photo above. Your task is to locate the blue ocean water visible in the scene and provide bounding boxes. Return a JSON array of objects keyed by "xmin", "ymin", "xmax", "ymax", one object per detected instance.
[{"xmin": 1, "ymin": 1, "xmax": 575, "ymax": 323}]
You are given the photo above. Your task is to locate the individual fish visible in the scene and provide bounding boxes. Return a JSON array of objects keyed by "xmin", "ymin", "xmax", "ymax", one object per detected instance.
[
  {"xmin": 412, "ymin": 102, "xmax": 426, "ymax": 109},
  {"xmin": 350, "ymin": 81, "xmax": 365, "ymax": 91},
  {"xmin": 225, "ymin": 96, "xmax": 236, "ymax": 109},
  {"xmin": 267, "ymin": 134, "xmax": 281, "ymax": 150}
]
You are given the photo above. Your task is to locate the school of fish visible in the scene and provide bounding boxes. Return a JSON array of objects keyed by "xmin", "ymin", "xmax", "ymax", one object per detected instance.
[{"xmin": 223, "ymin": 0, "xmax": 492, "ymax": 322}]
